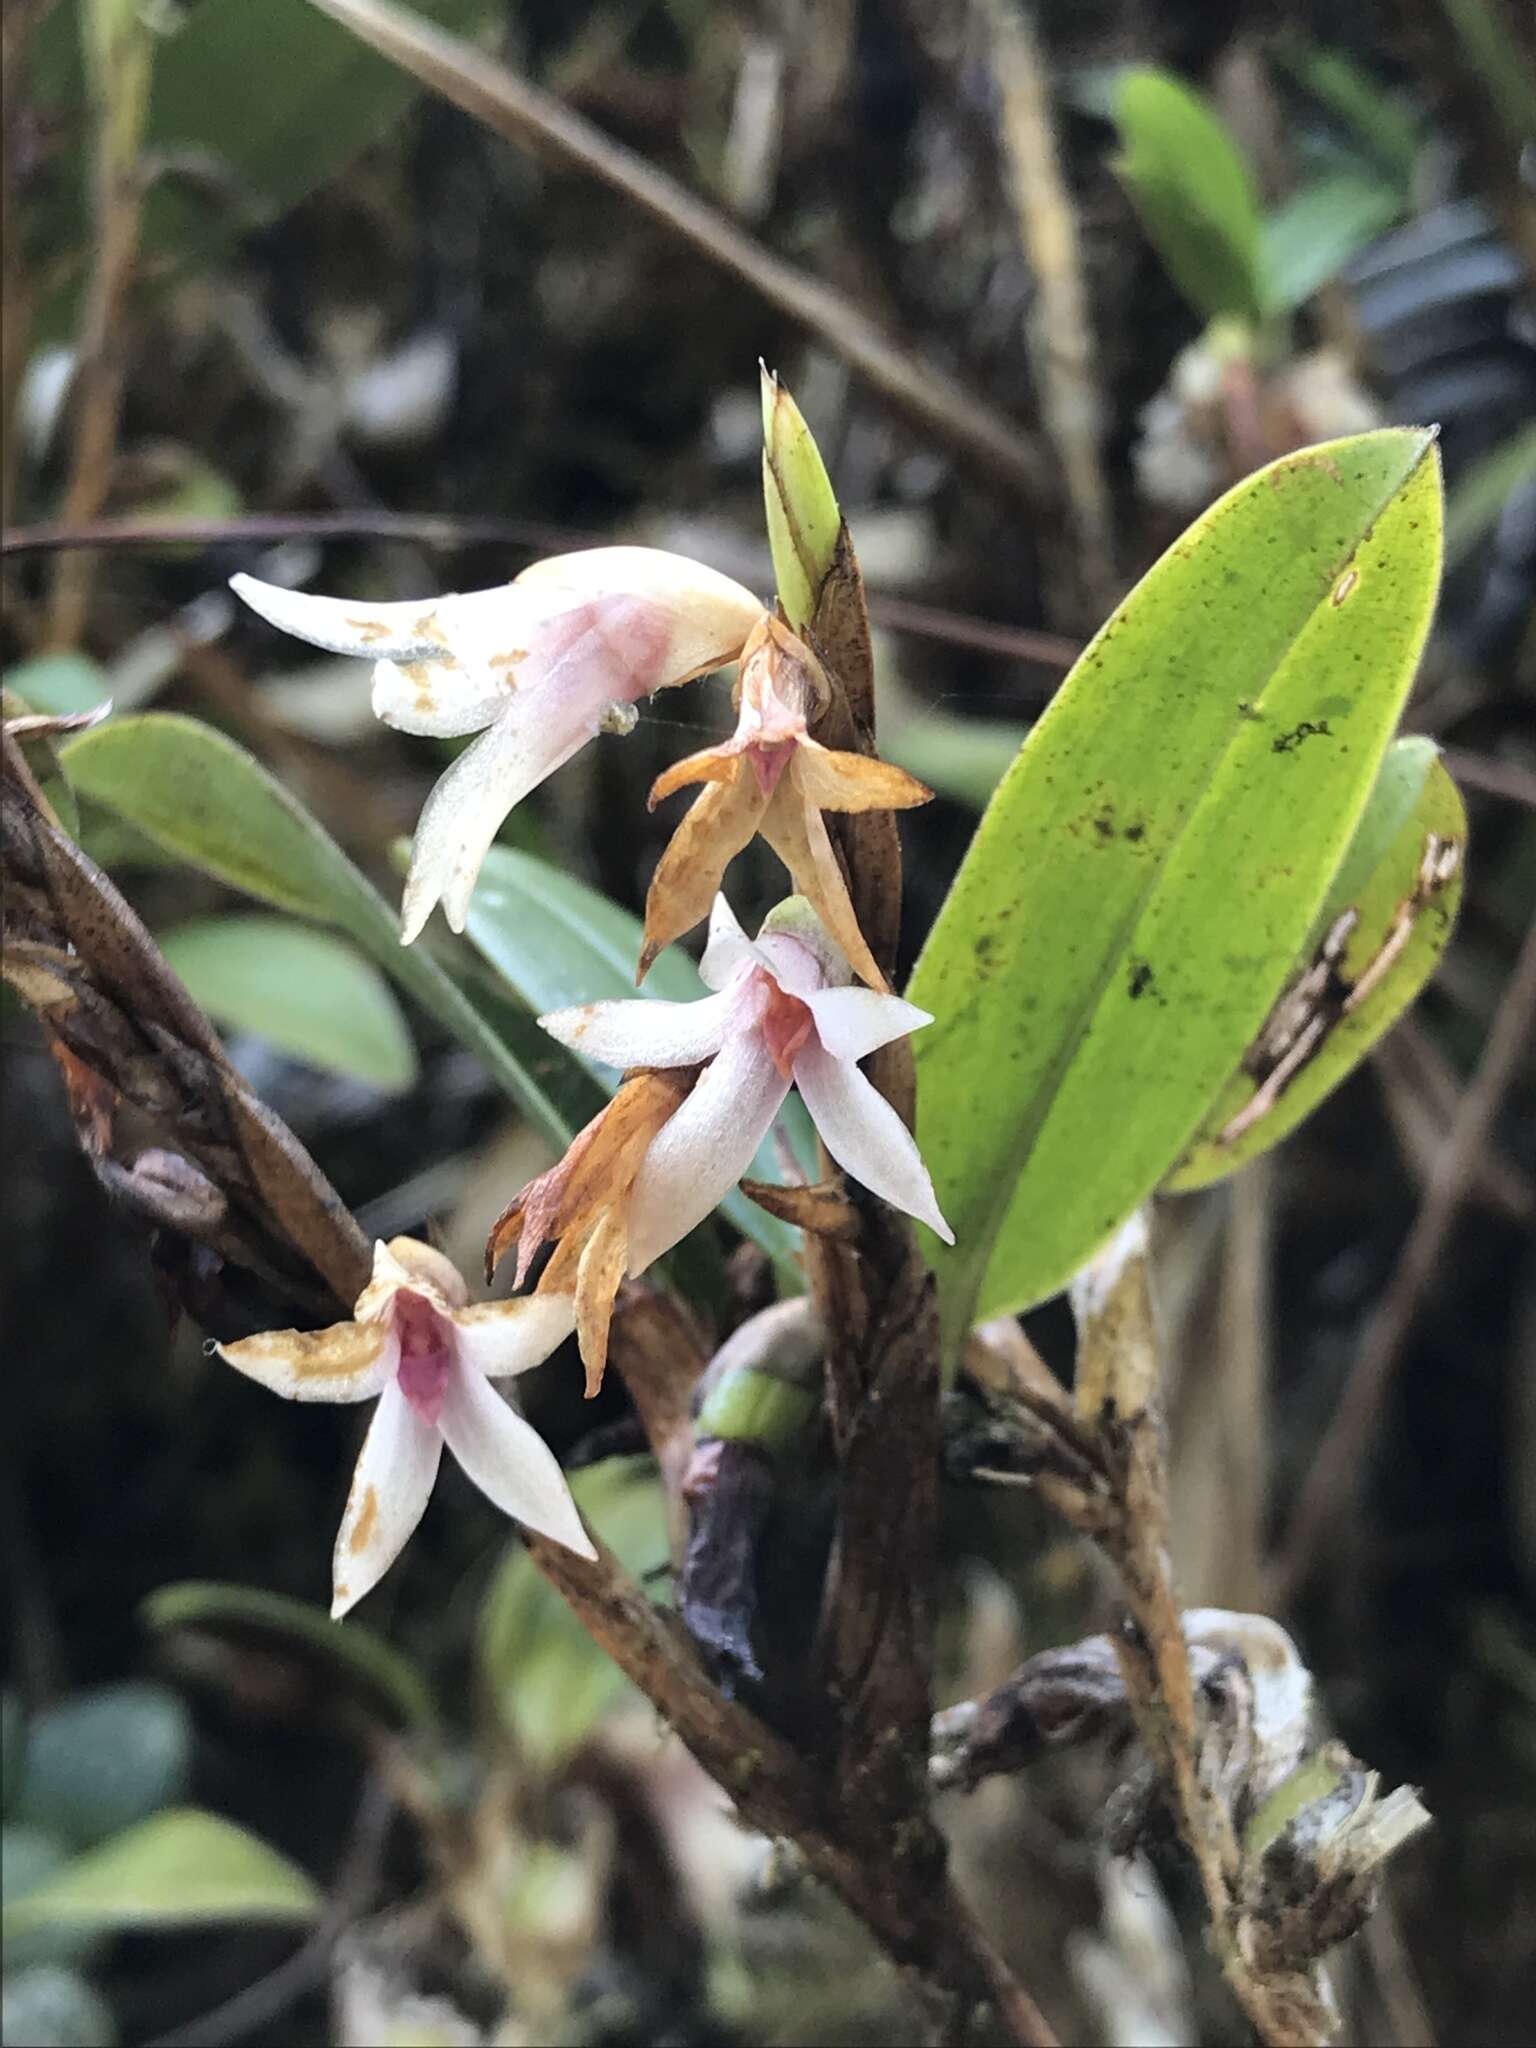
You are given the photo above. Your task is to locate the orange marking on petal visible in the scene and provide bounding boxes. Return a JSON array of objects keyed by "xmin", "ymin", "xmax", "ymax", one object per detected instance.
[{"xmin": 349, "ymin": 1485, "xmax": 380, "ymax": 1555}]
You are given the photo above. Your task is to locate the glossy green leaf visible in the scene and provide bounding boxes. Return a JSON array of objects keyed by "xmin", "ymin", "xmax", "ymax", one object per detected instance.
[
  {"xmin": 161, "ymin": 915, "xmax": 417, "ymax": 1092},
  {"xmin": 59, "ymin": 714, "xmax": 567, "ymax": 1144},
  {"xmin": 477, "ymin": 1461, "xmax": 668, "ymax": 1770},
  {"xmin": 142, "ymin": 1581, "xmax": 438, "ymax": 1736},
  {"xmin": 1165, "ymin": 739, "xmax": 1465, "ymax": 1190},
  {"xmin": 12, "ymin": 1683, "xmax": 191, "ymax": 1852},
  {"xmin": 761, "ymin": 367, "xmax": 842, "ymax": 632},
  {"xmin": 911, "ymin": 430, "xmax": 1443, "ymax": 1349},
  {"xmin": 1, "ymin": 1809, "xmax": 321, "ymax": 1938},
  {"xmin": 1114, "ymin": 69, "xmax": 1265, "ymax": 325},
  {"xmin": 1260, "ymin": 172, "xmax": 1402, "ymax": 314},
  {"xmin": 462, "ymin": 844, "xmax": 810, "ymax": 1270}
]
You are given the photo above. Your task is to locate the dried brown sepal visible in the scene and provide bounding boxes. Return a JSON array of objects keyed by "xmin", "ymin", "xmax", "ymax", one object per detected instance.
[
  {"xmin": 739, "ymin": 1174, "xmax": 860, "ymax": 1241},
  {"xmin": 640, "ymin": 614, "xmax": 928, "ymax": 990}
]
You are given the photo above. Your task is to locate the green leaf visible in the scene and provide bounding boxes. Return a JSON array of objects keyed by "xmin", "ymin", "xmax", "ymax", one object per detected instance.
[
  {"xmin": 59, "ymin": 714, "xmax": 566, "ymax": 1144},
  {"xmin": 1114, "ymin": 69, "xmax": 1265, "ymax": 325},
  {"xmin": 477, "ymin": 1462, "xmax": 669, "ymax": 1770},
  {"xmin": 2, "ymin": 1830, "xmax": 104, "ymax": 1973},
  {"xmin": 911, "ymin": 429, "xmax": 1443, "ymax": 1349},
  {"xmin": 1260, "ymin": 172, "xmax": 1402, "ymax": 314},
  {"xmin": 142, "ymin": 1581, "xmax": 438, "ymax": 1736},
  {"xmin": 1, "ymin": 1809, "xmax": 321, "ymax": 1938},
  {"xmin": 160, "ymin": 915, "xmax": 418, "ymax": 1092},
  {"xmin": 885, "ymin": 707, "xmax": 1027, "ymax": 812},
  {"xmin": 463, "ymin": 844, "xmax": 811, "ymax": 1270},
  {"xmin": 1, "ymin": 654, "xmax": 112, "ymax": 718},
  {"xmin": 13, "ymin": 1684, "xmax": 191, "ymax": 1852},
  {"xmin": 1165, "ymin": 739, "xmax": 1466, "ymax": 1190},
  {"xmin": 1276, "ymin": 46, "xmax": 1422, "ymax": 187},
  {"xmin": 761, "ymin": 366, "xmax": 843, "ymax": 632}
]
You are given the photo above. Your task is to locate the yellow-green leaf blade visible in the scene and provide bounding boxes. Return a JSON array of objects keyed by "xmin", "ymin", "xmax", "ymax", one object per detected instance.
[
  {"xmin": 761, "ymin": 366, "xmax": 842, "ymax": 633},
  {"xmin": 1, "ymin": 1810, "xmax": 321, "ymax": 1938},
  {"xmin": 911, "ymin": 430, "xmax": 1443, "ymax": 1348},
  {"xmin": 1165, "ymin": 739, "xmax": 1466, "ymax": 1190}
]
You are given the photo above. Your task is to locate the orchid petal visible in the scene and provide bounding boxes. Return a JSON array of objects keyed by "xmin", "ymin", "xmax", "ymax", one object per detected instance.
[
  {"xmin": 216, "ymin": 1321, "xmax": 396, "ymax": 1404},
  {"xmin": 760, "ymin": 788, "xmax": 889, "ymax": 992},
  {"xmin": 805, "ymin": 985, "xmax": 935, "ymax": 1063},
  {"xmin": 231, "ymin": 575, "xmax": 459, "ymax": 659},
  {"xmin": 370, "ymin": 656, "xmax": 509, "ymax": 738},
  {"xmin": 449, "ymin": 1293, "xmax": 577, "ymax": 1378},
  {"xmin": 792, "ymin": 740, "xmax": 932, "ymax": 815},
  {"xmin": 331, "ymin": 1379, "xmax": 442, "ymax": 1618},
  {"xmin": 698, "ymin": 895, "xmax": 759, "ymax": 991},
  {"xmin": 512, "ymin": 547, "xmax": 764, "ymax": 681},
  {"xmin": 400, "ymin": 700, "xmax": 591, "ymax": 942},
  {"xmin": 792, "ymin": 1041, "xmax": 954, "ymax": 1243},
  {"xmin": 574, "ymin": 1204, "xmax": 630, "ymax": 1398},
  {"xmin": 626, "ymin": 1027, "xmax": 791, "ymax": 1273},
  {"xmin": 540, "ymin": 986, "xmax": 738, "ymax": 1071},
  {"xmin": 639, "ymin": 771, "xmax": 768, "ymax": 980},
  {"xmin": 438, "ymin": 1368, "xmax": 595, "ymax": 1558}
]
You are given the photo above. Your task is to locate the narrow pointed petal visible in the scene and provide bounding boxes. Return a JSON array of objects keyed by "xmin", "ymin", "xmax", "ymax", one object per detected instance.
[
  {"xmin": 639, "ymin": 772, "xmax": 767, "ymax": 979},
  {"xmin": 540, "ymin": 985, "xmax": 737, "ymax": 1070},
  {"xmin": 761, "ymin": 788, "xmax": 889, "ymax": 992},
  {"xmin": 792, "ymin": 740, "xmax": 932, "ymax": 815},
  {"xmin": 231, "ymin": 575, "xmax": 456, "ymax": 659},
  {"xmin": 331, "ymin": 1380, "xmax": 442, "ymax": 1618},
  {"xmin": 792, "ymin": 1041, "xmax": 954, "ymax": 1242},
  {"xmin": 648, "ymin": 745, "xmax": 740, "ymax": 807},
  {"xmin": 574, "ymin": 1204, "xmax": 630, "ymax": 1397},
  {"xmin": 804, "ymin": 985, "xmax": 934, "ymax": 1062},
  {"xmin": 438, "ymin": 1369, "xmax": 595, "ymax": 1558},
  {"xmin": 216, "ymin": 1322, "xmax": 396, "ymax": 1403},
  {"xmin": 371, "ymin": 656, "xmax": 509, "ymax": 738},
  {"xmin": 399, "ymin": 704, "xmax": 590, "ymax": 942},
  {"xmin": 625, "ymin": 1029, "xmax": 791, "ymax": 1273},
  {"xmin": 449, "ymin": 1293, "xmax": 576, "ymax": 1378},
  {"xmin": 698, "ymin": 894, "xmax": 759, "ymax": 991}
]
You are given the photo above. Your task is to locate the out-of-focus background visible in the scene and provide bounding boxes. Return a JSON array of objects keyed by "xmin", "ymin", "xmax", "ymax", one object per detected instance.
[{"xmin": 3, "ymin": 2, "xmax": 1533, "ymax": 2043}]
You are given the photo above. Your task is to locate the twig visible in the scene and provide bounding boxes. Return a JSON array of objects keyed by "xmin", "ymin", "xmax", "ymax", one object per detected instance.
[
  {"xmin": 979, "ymin": 0, "xmax": 1115, "ymax": 620},
  {"xmin": 302, "ymin": 0, "xmax": 1050, "ymax": 501},
  {"xmin": 45, "ymin": 0, "xmax": 153, "ymax": 648},
  {"xmin": 1272, "ymin": 913, "xmax": 1536, "ymax": 1604},
  {"xmin": 1071, "ymin": 1213, "xmax": 1328, "ymax": 2046}
]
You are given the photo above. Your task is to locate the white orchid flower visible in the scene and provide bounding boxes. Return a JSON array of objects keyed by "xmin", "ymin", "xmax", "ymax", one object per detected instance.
[
  {"xmin": 230, "ymin": 548, "xmax": 765, "ymax": 942},
  {"xmin": 215, "ymin": 1237, "xmax": 594, "ymax": 1617}
]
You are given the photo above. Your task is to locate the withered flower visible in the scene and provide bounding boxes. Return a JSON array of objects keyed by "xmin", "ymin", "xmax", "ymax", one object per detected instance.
[{"xmin": 641, "ymin": 615, "xmax": 930, "ymax": 990}]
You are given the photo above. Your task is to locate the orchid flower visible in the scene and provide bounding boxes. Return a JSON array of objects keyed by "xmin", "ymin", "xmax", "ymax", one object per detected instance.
[
  {"xmin": 640, "ymin": 615, "xmax": 930, "ymax": 990},
  {"xmin": 215, "ymin": 1237, "xmax": 594, "ymax": 1617},
  {"xmin": 231, "ymin": 548, "xmax": 764, "ymax": 942},
  {"xmin": 494, "ymin": 896, "xmax": 953, "ymax": 1395}
]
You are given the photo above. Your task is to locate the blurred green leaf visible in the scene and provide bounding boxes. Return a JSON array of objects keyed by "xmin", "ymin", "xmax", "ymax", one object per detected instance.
[
  {"xmin": 2, "ymin": 1829, "xmax": 103, "ymax": 1974},
  {"xmin": 911, "ymin": 430, "xmax": 1443, "ymax": 1350},
  {"xmin": 1444, "ymin": 422, "xmax": 1536, "ymax": 568},
  {"xmin": 0, "ymin": 1967, "xmax": 118, "ymax": 2048},
  {"xmin": 1113, "ymin": 69, "xmax": 1265, "ymax": 325},
  {"xmin": 143, "ymin": 1581, "xmax": 438, "ymax": 1736},
  {"xmin": 160, "ymin": 915, "xmax": 418, "ymax": 1092},
  {"xmin": 13, "ymin": 1683, "xmax": 191, "ymax": 1852},
  {"xmin": 1438, "ymin": 0, "xmax": 1536, "ymax": 152},
  {"xmin": 477, "ymin": 1462, "xmax": 668, "ymax": 1771},
  {"xmin": 1277, "ymin": 45, "xmax": 1422, "ymax": 186},
  {"xmin": 463, "ymin": 844, "xmax": 811, "ymax": 1271},
  {"xmin": 59, "ymin": 714, "xmax": 569, "ymax": 1145},
  {"xmin": 1166, "ymin": 740, "xmax": 1466, "ymax": 1190},
  {"xmin": 885, "ymin": 708, "xmax": 1026, "ymax": 812},
  {"xmin": 761, "ymin": 366, "xmax": 843, "ymax": 632},
  {"xmin": 1, "ymin": 1809, "xmax": 321, "ymax": 1938},
  {"xmin": 1260, "ymin": 172, "xmax": 1402, "ymax": 313},
  {"xmin": 2, "ymin": 654, "xmax": 112, "ymax": 718}
]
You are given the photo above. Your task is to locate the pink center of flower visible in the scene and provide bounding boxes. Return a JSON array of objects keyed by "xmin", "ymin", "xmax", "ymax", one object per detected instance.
[
  {"xmin": 759, "ymin": 975, "xmax": 815, "ymax": 1078},
  {"xmin": 746, "ymin": 739, "xmax": 795, "ymax": 799},
  {"xmin": 394, "ymin": 1291, "xmax": 454, "ymax": 1426}
]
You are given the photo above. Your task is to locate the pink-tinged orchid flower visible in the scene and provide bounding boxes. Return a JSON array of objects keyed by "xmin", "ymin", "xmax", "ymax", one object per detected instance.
[
  {"xmin": 545, "ymin": 889, "xmax": 949, "ymax": 1275},
  {"xmin": 230, "ymin": 549, "xmax": 765, "ymax": 943},
  {"xmin": 215, "ymin": 1238, "xmax": 594, "ymax": 1617}
]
